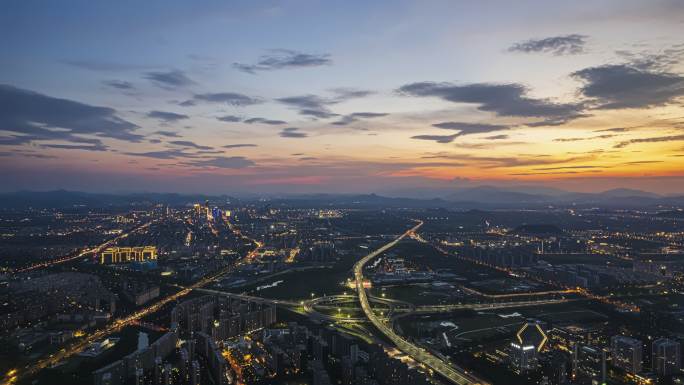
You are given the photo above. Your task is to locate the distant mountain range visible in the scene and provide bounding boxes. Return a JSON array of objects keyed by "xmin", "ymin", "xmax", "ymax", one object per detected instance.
[
  {"xmin": 443, "ymin": 186, "xmax": 671, "ymax": 207},
  {"xmin": 0, "ymin": 187, "xmax": 682, "ymax": 210}
]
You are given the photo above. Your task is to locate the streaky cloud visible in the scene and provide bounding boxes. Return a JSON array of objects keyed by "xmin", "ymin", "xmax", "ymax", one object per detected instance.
[
  {"xmin": 186, "ymin": 156, "xmax": 255, "ymax": 169},
  {"xmin": 398, "ymin": 81, "xmax": 584, "ymax": 125},
  {"xmin": 243, "ymin": 117, "xmax": 287, "ymax": 125},
  {"xmin": 144, "ymin": 70, "xmax": 195, "ymax": 89},
  {"xmin": 147, "ymin": 110, "xmax": 189, "ymax": 122},
  {"xmin": 185, "ymin": 92, "xmax": 262, "ymax": 107},
  {"xmin": 279, "ymin": 127, "xmax": 308, "ymax": 138},
  {"xmin": 614, "ymin": 134, "xmax": 684, "ymax": 148},
  {"xmin": 573, "ymin": 64, "xmax": 684, "ymax": 109},
  {"xmin": 0, "ymin": 84, "xmax": 142, "ymax": 145},
  {"xmin": 222, "ymin": 144, "xmax": 257, "ymax": 149},
  {"xmin": 168, "ymin": 140, "xmax": 212, "ymax": 150},
  {"xmin": 509, "ymin": 34, "xmax": 587, "ymax": 55},
  {"xmin": 234, "ymin": 49, "xmax": 331, "ymax": 74},
  {"xmin": 217, "ymin": 115, "xmax": 242, "ymax": 123}
]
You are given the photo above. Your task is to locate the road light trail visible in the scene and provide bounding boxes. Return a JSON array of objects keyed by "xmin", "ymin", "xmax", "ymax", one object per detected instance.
[
  {"xmin": 12, "ymin": 263, "xmax": 236, "ymax": 383},
  {"xmin": 14, "ymin": 221, "xmax": 154, "ymax": 273},
  {"xmin": 353, "ymin": 221, "xmax": 488, "ymax": 385},
  {"xmin": 10, "ymin": 216, "xmax": 252, "ymax": 385}
]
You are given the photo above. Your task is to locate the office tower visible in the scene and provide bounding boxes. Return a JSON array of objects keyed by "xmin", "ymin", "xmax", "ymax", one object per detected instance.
[
  {"xmin": 350, "ymin": 344, "xmax": 360, "ymax": 364},
  {"xmin": 134, "ymin": 368, "xmax": 144, "ymax": 385},
  {"xmin": 510, "ymin": 342, "xmax": 538, "ymax": 372},
  {"xmin": 652, "ymin": 338, "xmax": 681, "ymax": 376},
  {"xmin": 163, "ymin": 363, "xmax": 173, "ymax": 385},
  {"xmin": 611, "ymin": 335, "xmax": 643, "ymax": 374},
  {"xmin": 510, "ymin": 321, "xmax": 548, "ymax": 373},
  {"xmin": 191, "ymin": 360, "xmax": 201, "ymax": 385},
  {"xmin": 137, "ymin": 332, "xmax": 149, "ymax": 351}
]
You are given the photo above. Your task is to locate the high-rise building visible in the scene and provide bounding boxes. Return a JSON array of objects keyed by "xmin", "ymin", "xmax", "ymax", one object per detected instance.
[
  {"xmin": 137, "ymin": 332, "xmax": 149, "ymax": 351},
  {"xmin": 510, "ymin": 342, "xmax": 538, "ymax": 373},
  {"xmin": 652, "ymin": 338, "xmax": 681, "ymax": 376},
  {"xmin": 191, "ymin": 360, "xmax": 201, "ymax": 385},
  {"xmin": 510, "ymin": 321, "xmax": 548, "ymax": 373},
  {"xmin": 611, "ymin": 335, "xmax": 643, "ymax": 374}
]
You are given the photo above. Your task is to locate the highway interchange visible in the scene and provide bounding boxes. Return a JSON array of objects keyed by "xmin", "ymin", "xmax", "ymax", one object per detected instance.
[{"xmin": 8, "ymin": 217, "xmax": 572, "ymax": 385}]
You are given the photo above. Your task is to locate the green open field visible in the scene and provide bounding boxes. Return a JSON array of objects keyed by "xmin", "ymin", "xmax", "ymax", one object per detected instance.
[
  {"xmin": 226, "ymin": 239, "xmax": 382, "ymax": 300},
  {"xmin": 398, "ymin": 300, "xmax": 605, "ymax": 344}
]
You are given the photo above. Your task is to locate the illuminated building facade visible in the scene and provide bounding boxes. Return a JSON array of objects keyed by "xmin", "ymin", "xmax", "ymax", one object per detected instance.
[
  {"xmin": 611, "ymin": 335, "xmax": 643, "ymax": 374},
  {"xmin": 652, "ymin": 338, "xmax": 681, "ymax": 377},
  {"xmin": 510, "ymin": 321, "xmax": 548, "ymax": 373},
  {"xmin": 100, "ymin": 246, "xmax": 158, "ymax": 264},
  {"xmin": 510, "ymin": 342, "xmax": 538, "ymax": 373}
]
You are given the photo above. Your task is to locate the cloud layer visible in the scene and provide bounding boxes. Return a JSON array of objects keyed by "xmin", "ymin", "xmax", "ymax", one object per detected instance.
[
  {"xmin": 509, "ymin": 34, "xmax": 587, "ymax": 55},
  {"xmin": 234, "ymin": 49, "xmax": 331, "ymax": 74},
  {"xmin": 0, "ymin": 84, "xmax": 141, "ymax": 148}
]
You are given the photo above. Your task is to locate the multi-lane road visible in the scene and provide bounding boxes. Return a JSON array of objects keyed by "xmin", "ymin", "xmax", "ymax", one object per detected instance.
[
  {"xmin": 354, "ymin": 221, "xmax": 489, "ymax": 385},
  {"xmin": 11, "ymin": 262, "xmax": 237, "ymax": 383},
  {"xmin": 7, "ymin": 217, "xmax": 251, "ymax": 385},
  {"xmin": 13, "ymin": 220, "xmax": 154, "ymax": 273}
]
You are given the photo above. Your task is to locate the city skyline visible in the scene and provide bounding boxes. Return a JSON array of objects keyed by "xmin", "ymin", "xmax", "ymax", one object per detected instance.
[{"xmin": 2, "ymin": 0, "xmax": 684, "ymax": 194}]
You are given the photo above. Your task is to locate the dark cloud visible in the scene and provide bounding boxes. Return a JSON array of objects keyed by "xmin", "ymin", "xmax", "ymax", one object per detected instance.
[
  {"xmin": 194, "ymin": 149, "xmax": 224, "ymax": 155},
  {"xmin": 412, "ymin": 122, "xmax": 512, "ymax": 144},
  {"xmin": 508, "ymin": 34, "xmax": 587, "ymax": 55},
  {"xmin": 0, "ymin": 84, "xmax": 142, "ymax": 145},
  {"xmin": 509, "ymin": 171, "xmax": 594, "ymax": 176},
  {"xmin": 124, "ymin": 149, "xmax": 196, "ymax": 159},
  {"xmin": 144, "ymin": 70, "xmax": 195, "ymax": 89},
  {"xmin": 553, "ymin": 134, "xmax": 615, "ymax": 142},
  {"xmin": 276, "ymin": 95, "xmax": 338, "ymax": 119},
  {"xmin": 233, "ymin": 49, "xmax": 331, "ymax": 74},
  {"xmin": 243, "ymin": 117, "xmax": 287, "ymax": 125},
  {"xmin": 532, "ymin": 165, "xmax": 603, "ymax": 171},
  {"xmin": 147, "ymin": 110, "xmax": 189, "ymax": 123},
  {"xmin": 279, "ymin": 127, "xmax": 308, "ymax": 138},
  {"xmin": 222, "ymin": 143, "xmax": 257, "ymax": 149},
  {"xmin": 217, "ymin": 115, "xmax": 242, "ymax": 123},
  {"xmin": 623, "ymin": 160, "xmax": 663, "ymax": 165},
  {"xmin": 329, "ymin": 88, "xmax": 375, "ymax": 100},
  {"xmin": 411, "ymin": 133, "xmax": 460, "ymax": 143},
  {"xmin": 484, "ymin": 134, "xmax": 509, "ymax": 140},
  {"xmin": 615, "ymin": 45, "xmax": 684, "ymax": 72},
  {"xmin": 103, "ymin": 80, "xmax": 135, "ymax": 90},
  {"xmin": 422, "ymin": 153, "xmax": 591, "ymax": 169},
  {"xmin": 0, "ymin": 150, "xmax": 57, "ymax": 159},
  {"xmin": 186, "ymin": 156, "xmax": 255, "ymax": 169},
  {"xmin": 432, "ymin": 121, "xmax": 510, "ymax": 136},
  {"xmin": 594, "ymin": 127, "xmax": 629, "ymax": 133},
  {"xmin": 184, "ymin": 92, "xmax": 262, "ymax": 107},
  {"xmin": 614, "ymin": 134, "xmax": 684, "ymax": 148},
  {"xmin": 277, "ymin": 89, "xmax": 374, "ymax": 119},
  {"xmin": 572, "ymin": 64, "xmax": 684, "ymax": 109},
  {"xmin": 65, "ymin": 60, "xmax": 150, "ymax": 72},
  {"xmin": 300, "ymin": 108, "xmax": 338, "ymax": 119},
  {"xmin": 41, "ymin": 143, "xmax": 109, "ymax": 151},
  {"xmin": 152, "ymin": 130, "xmax": 181, "ymax": 137},
  {"xmin": 332, "ymin": 112, "xmax": 388, "ymax": 126},
  {"xmin": 397, "ymin": 82, "xmax": 583, "ymax": 125},
  {"xmin": 168, "ymin": 140, "xmax": 212, "ymax": 150}
]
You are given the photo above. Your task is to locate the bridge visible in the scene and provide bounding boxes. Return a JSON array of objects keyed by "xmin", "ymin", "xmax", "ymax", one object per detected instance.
[{"xmin": 354, "ymin": 221, "xmax": 489, "ymax": 385}]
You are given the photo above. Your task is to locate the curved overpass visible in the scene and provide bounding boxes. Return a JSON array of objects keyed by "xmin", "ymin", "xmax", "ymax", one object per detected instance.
[{"xmin": 354, "ymin": 221, "xmax": 488, "ymax": 385}]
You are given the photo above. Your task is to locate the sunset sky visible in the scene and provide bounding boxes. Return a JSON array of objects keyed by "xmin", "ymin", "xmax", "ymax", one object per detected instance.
[{"xmin": 2, "ymin": 0, "xmax": 684, "ymax": 195}]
